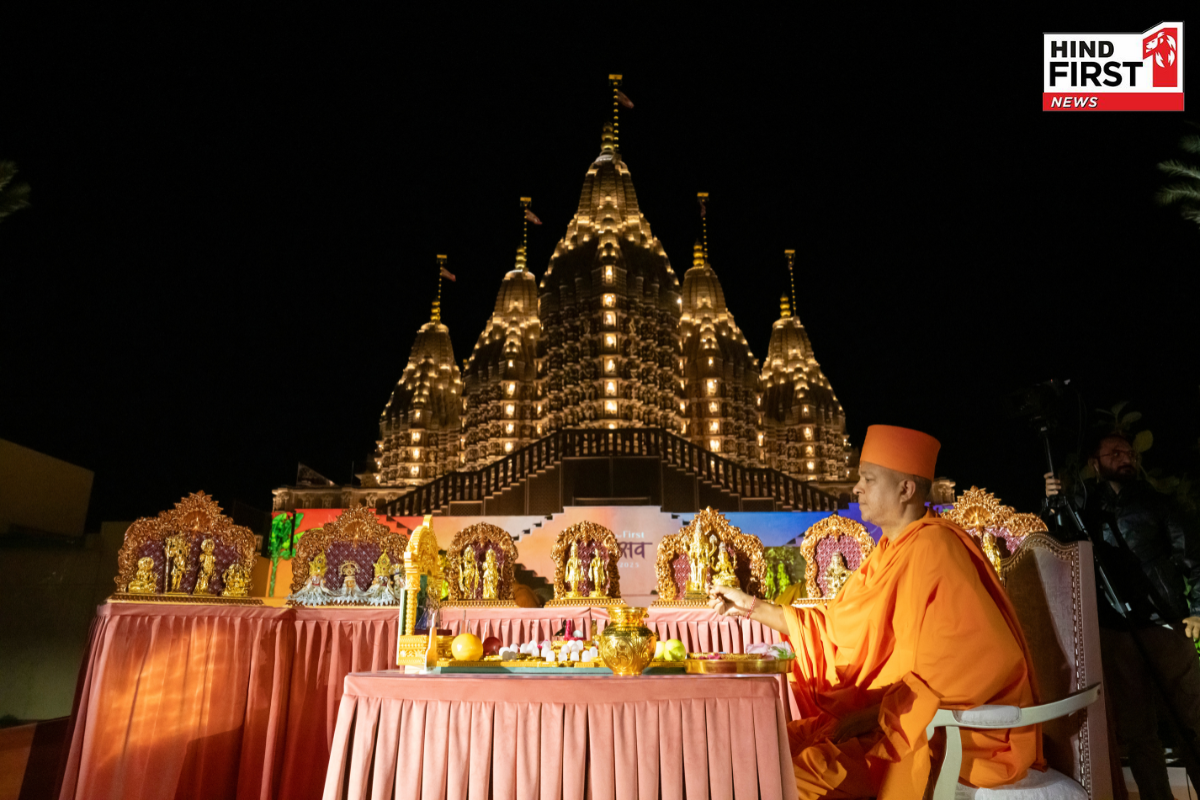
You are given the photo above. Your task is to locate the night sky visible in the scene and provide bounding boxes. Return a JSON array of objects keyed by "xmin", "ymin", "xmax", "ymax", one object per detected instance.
[{"xmin": 3, "ymin": 11, "xmax": 1197, "ymax": 529}]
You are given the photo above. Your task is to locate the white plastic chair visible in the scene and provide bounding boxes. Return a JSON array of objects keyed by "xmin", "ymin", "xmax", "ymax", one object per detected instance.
[{"xmin": 926, "ymin": 684, "xmax": 1101, "ymax": 800}]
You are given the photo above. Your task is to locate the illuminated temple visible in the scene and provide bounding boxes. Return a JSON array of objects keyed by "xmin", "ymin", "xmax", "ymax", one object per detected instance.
[{"xmin": 273, "ymin": 79, "xmax": 853, "ymax": 517}]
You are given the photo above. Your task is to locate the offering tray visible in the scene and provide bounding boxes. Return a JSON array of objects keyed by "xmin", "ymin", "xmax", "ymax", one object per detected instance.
[
  {"xmin": 430, "ymin": 658, "xmax": 689, "ymax": 675},
  {"xmin": 683, "ymin": 654, "xmax": 792, "ymax": 675}
]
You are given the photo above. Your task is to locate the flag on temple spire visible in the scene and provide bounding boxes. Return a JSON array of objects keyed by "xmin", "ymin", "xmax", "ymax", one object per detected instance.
[
  {"xmin": 524, "ymin": 209, "xmax": 542, "ymax": 225},
  {"xmin": 440, "ymin": 265, "xmax": 457, "ymax": 281},
  {"xmin": 617, "ymin": 90, "xmax": 634, "ymax": 109}
]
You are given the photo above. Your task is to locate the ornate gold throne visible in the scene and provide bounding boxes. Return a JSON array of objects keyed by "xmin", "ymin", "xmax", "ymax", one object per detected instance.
[
  {"xmin": 797, "ymin": 514, "xmax": 875, "ymax": 605},
  {"xmin": 110, "ymin": 491, "xmax": 261, "ymax": 605},
  {"xmin": 545, "ymin": 521, "xmax": 623, "ymax": 607},
  {"xmin": 652, "ymin": 508, "xmax": 765, "ymax": 607},
  {"xmin": 941, "ymin": 486, "xmax": 1048, "ymax": 572},
  {"xmin": 288, "ymin": 506, "xmax": 409, "ymax": 607},
  {"xmin": 442, "ymin": 523, "xmax": 518, "ymax": 608}
]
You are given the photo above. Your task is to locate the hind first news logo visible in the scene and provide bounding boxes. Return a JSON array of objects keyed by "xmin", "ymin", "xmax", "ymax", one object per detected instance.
[{"xmin": 1043, "ymin": 22, "xmax": 1184, "ymax": 111}]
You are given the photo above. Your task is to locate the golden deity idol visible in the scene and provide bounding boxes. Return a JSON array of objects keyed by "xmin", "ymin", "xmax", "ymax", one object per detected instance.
[
  {"xmin": 164, "ymin": 531, "xmax": 189, "ymax": 593},
  {"xmin": 685, "ymin": 528, "xmax": 716, "ymax": 598},
  {"xmin": 374, "ymin": 550, "xmax": 393, "ymax": 581},
  {"xmin": 221, "ymin": 562, "xmax": 252, "ymax": 597},
  {"xmin": 712, "ymin": 541, "xmax": 739, "ymax": 589},
  {"xmin": 193, "ymin": 538, "xmax": 216, "ymax": 594},
  {"xmin": 564, "ymin": 542, "xmax": 584, "ymax": 598},
  {"xmin": 459, "ymin": 545, "xmax": 480, "ymax": 599},
  {"xmin": 980, "ymin": 530, "xmax": 1002, "ymax": 572},
  {"xmin": 482, "ymin": 549, "xmax": 499, "ymax": 600},
  {"xmin": 824, "ymin": 552, "xmax": 852, "ymax": 598},
  {"xmin": 128, "ymin": 557, "xmax": 158, "ymax": 594},
  {"xmin": 588, "ymin": 549, "xmax": 608, "ymax": 598}
]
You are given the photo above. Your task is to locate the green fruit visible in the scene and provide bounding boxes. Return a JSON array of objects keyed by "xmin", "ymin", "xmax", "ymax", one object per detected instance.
[{"xmin": 663, "ymin": 639, "xmax": 686, "ymax": 662}]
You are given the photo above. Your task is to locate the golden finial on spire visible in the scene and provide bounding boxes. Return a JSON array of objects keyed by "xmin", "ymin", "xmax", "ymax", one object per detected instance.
[
  {"xmin": 520, "ymin": 197, "xmax": 532, "ymax": 254},
  {"xmin": 784, "ymin": 249, "xmax": 796, "ymax": 316},
  {"xmin": 697, "ymin": 192, "xmax": 709, "ymax": 262},
  {"xmin": 515, "ymin": 245, "xmax": 527, "ymax": 272},
  {"xmin": 432, "ymin": 255, "xmax": 448, "ymax": 322},
  {"xmin": 600, "ymin": 122, "xmax": 615, "ymax": 154},
  {"xmin": 692, "ymin": 240, "xmax": 705, "ymax": 269},
  {"xmin": 780, "ymin": 293, "xmax": 792, "ymax": 318},
  {"xmin": 608, "ymin": 74, "xmax": 623, "ymax": 151}
]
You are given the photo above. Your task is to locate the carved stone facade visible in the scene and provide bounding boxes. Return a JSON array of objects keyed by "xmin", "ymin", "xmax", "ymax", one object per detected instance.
[
  {"xmin": 760, "ymin": 294, "xmax": 849, "ymax": 480},
  {"xmin": 533, "ymin": 124, "xmax": 683, "ymax": 438},
  {"xmin": 373, "ymin": 307, "xmax": 462, "ymax": 486},
  {"xmin": 679, "ymin": 242, "xmax": 761, "ymax": 464},
  {"xmin": 272, "ymin": 114, "xmax": 855, "ymax": 512},
  {"xmin": 460, "ymin": 246, "xmax": 541, "ymax": 468}
]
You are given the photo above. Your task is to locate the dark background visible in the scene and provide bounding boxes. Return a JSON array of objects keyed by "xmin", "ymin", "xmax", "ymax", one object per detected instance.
[{"xmin": 2, "ymin": 10, "xmax": 1197, "ymax": 529}]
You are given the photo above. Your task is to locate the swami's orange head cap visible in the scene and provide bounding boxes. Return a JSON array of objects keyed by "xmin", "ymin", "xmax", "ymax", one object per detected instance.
[{"xmin": 860, "ymin": 425, "xmax": 940, "ymax": 481}]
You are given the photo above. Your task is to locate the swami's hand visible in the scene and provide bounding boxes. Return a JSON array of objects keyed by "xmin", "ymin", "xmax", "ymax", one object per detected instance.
[
  {"xmin": 1184, "ymin": 616, "xmax": 1200, "ymax": 640},
  {"xmin": 1044, "ymin": 472, "xmax": 1063, "ymax": 498},
  {"xmin": 833, "ymin": 703, "xmax": 881, "ymax": 742},
  {"xmin": 707, "ymin": 585, "xmax": 754, "ymax": 618}
]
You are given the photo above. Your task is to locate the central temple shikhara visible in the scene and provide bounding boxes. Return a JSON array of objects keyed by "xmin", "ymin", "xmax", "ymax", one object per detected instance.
[{"xmin": 274, "ymin": 77, "xmax": 853, "ymax": 516}]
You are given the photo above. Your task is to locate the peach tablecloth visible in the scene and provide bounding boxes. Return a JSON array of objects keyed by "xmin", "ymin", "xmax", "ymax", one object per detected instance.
[
  {"xmin": 59, "ymin": 603, "xmax": 802, "ymax": 800},
  {"xmin": 322, "ymin": 672, "xmax": 800, "ymax": 800},
  {"xmin": 58, "ymin": 603, "xmax": 399, "ymax": 800},
  {"xmin": 442, "ymin": 607, "xmax": 595, "ymax": 645}
]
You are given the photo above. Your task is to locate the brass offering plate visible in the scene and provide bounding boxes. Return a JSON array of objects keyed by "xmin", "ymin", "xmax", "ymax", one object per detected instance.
[
  {"xmin": 684, "ymin": 654, "xmax": 792, "ymax": 675},
  {"xmin": 648, "ymin": 659, "xmax": 687, "ymax": 670}
]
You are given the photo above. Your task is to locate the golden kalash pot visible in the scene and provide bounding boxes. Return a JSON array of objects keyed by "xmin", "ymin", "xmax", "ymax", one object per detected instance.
[{"xmin": 596, "ymin": 606, "xmax": 657, "ymax": 676}]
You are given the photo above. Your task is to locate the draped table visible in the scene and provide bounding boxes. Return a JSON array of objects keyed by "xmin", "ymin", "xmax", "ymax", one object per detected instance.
[
  {"xmin": 59, "ymin": 602, "xmax": 801, "ymax": 800},
  {"xmin": 322, "ymin": 671, "xmax": 800, "ymax": 800}
]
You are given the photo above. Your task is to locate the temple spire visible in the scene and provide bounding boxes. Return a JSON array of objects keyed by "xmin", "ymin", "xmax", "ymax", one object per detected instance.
[
  {"xmin": 779, "ymin": 293, "xmax": 792, "ymax": 318},
  {"xmin": 784, "ymin": 249, "xmax": 796, "ymax": 315},
  {"xmin": 608, "ymin": 74, "xmax": 623, "ymax": 152},
  {"xmin": 432, "ymin": 255, "xmax": 448, "ymax": 322},
  {"xmin": 697, "ymin": 192, "xmax": 709, "ymax": 262}
]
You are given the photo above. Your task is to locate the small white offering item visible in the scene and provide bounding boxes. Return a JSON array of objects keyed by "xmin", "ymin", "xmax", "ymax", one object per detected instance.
[
  {"xmin": 582, "ymin": 650, "xmax": 594, "ymax": 663},
  {"xmin": 544, "ymin": 651, "xmax": 556, "ymax": 663},
  {"xmin": 570, "ymin": 651, "xmax": 580, "ymax": 662},
  {"xmin": 588, "ymin": 646, "xmax": 599, "ymax": 659},
  {"xmin": 573, "ymin": 629, "xmax": 584, "ymax": 639},
  {"xmin": 540, "ymin": 646, "xmax": 554, "ymax": 661},
  {"xmin": 501, "ymin": 649, "xmax": 519, "ymax": 661},
  {"xmin": 558, "ymin": 650, "xmax": 570, "ymax": 662}
]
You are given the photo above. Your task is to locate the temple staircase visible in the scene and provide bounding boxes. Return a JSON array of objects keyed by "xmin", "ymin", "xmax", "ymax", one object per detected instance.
[{"xmin": 384, "ymin": 427, "xmax": 838, "ymax": 518}]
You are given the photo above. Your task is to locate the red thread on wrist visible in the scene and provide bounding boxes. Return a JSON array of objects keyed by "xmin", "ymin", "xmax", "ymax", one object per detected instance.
[{"xmin": 746, "ymin": 596, "xmax": 758, "ymax": 618}]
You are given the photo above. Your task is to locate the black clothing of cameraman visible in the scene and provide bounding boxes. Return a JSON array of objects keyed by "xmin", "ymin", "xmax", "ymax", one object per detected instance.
[{"xmin": 1045, "ymin": 433, "xmax": 1200, "ymax": 800}]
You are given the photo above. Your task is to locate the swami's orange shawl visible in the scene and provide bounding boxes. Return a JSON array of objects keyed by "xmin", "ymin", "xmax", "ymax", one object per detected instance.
[{"xmin": 783, "ymin": 511, "xmax": 1043, "ymax": 799}]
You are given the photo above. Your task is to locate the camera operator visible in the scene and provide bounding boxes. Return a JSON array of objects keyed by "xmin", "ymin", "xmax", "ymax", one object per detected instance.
[{"xmin": 1045, "ymin": 431, "xmax": 1200, "ymax": 799}]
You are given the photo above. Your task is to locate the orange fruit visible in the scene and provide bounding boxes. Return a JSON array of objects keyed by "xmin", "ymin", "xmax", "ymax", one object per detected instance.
[{"xmin": 451, "ymin": 633, "xmax": 483, "ymax": 661}]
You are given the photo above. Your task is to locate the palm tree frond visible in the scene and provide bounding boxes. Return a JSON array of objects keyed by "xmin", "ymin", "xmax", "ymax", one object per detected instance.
[
  {"xmin": 1156, "ymin": 159, "xmax": 1200, "ymax": 181},
  {"xmin": 1180, "ymin": 134, "xmax": 1200, "ymax": 155},
  {"xmin": 0, "ymin": 180, "xmax": 30, "ymax": 220},
  {"xmin": 1155, "ymin": 183, "xmax": 1200, "ymax": 206}
]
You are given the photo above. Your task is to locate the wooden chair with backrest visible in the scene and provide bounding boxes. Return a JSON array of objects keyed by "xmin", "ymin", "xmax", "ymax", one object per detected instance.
[{"xmin": 925, "ymin": 534, "xmax": 1112, "ymax": 800}]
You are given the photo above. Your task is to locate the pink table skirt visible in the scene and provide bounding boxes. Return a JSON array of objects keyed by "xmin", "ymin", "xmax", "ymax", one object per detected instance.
[
  {"xmin": 59, "ymin": 603, "xmax": 400, "ymax": 800},
  {"xmin": 322, "ymin": 672, "xmax": 800, "ymax": 800},
  {"xmin": 442, "ymin": 607, "xmax": 594, "ymax": 646}
]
